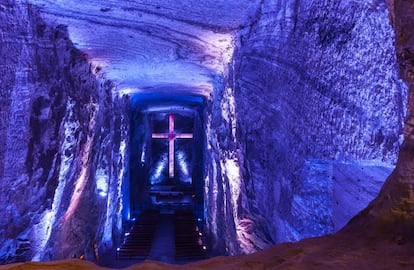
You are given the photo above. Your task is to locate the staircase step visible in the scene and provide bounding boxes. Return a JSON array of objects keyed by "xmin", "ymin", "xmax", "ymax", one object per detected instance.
[{"xmin": 116, "ymin": 210, "xmax": 160, "ymax": 260}]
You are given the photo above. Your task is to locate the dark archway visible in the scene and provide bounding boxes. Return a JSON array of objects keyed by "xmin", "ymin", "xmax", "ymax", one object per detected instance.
[
  {"xmin": 128, "ymin": 93, "xmax": 205, "ymax": 218},
  {"xmin": 118, "ymin": 93, "xmax": 207, "ymax": 262}
]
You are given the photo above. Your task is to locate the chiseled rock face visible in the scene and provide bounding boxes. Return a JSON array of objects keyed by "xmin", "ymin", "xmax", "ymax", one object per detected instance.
[
  {"xmin": 25, "ymin": 0, "xmax": 259, "ymax": 97},
  {"xmin": 205, "ymin": 0, "xmax": 407, "ymax": 254},
  {"xmin": 0, "ymin": 0, "xmax": 410, "ymax": 263},
  {"xmin": 342, "ymin": 0, "xmax": 414, "ymax": 243},
  {"xmin": 0, "ymin": 1, "xmax": 126, "ymax": 263}
]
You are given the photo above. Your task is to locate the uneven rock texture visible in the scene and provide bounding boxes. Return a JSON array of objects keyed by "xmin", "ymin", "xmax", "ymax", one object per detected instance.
[
  {"xmin": 342, "ymin": 0, "xmax": 414, "ymax": 243},
  {"xmin": 26, "ymin": 0, "xmax": 260, "ymax": 97},
  {"xmin": 0, "ymin": 0, "xmax": 411, "ymax": 266},
  {"xmin": 1, "ymin": 0, "xmax": 412, "ymax": 265},
  {"xmin": 0, "ymin": 1, "xmax": 126, "ymax": 263},
  {"xmin": 0, "ymin": 233, "xmax": 413, "ymax": 270},
  {"xmin": 205, "ymin": 0, "xmax": 408, "ymax": 253}
]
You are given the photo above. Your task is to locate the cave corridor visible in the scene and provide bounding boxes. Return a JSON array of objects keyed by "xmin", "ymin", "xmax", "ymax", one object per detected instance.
[
  {"xmin": 127, "ymin": 93, "xmax": 205, "ymax": 219},
  {"xmin": 0, "ymin": 0, "xmax": 414, "ymax": 269},
  {"xmin": 113, "ymin": 93, "xmax": 207, "ymax": 264}
]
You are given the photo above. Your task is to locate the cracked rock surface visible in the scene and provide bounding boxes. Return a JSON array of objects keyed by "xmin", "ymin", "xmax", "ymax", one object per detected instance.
[{"xmin": 0, "ymin": 0, "xmax": 412, "ymax": 265}]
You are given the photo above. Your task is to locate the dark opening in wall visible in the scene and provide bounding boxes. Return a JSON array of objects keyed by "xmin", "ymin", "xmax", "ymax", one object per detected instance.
[{"xmin": 127, "ymin": 93, "xmax": 205, "ymax": 218}]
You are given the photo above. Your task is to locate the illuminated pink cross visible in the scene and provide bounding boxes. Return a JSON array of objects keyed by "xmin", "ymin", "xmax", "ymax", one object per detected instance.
[{"xmin": 152, "ymin": 114, "xmax": 193, "ymax": 178}]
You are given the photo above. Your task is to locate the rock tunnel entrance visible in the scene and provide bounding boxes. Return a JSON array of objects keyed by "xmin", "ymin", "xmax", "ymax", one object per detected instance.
[{"xmin": 119, "ymin": 93, "xmax": 207, "ymax": 263}]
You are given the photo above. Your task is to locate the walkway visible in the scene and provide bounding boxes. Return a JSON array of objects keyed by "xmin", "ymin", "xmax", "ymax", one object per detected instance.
[
  {"xmin": 104, "ymin": 210, "xmax": 206, "ymax": 268},
  {"xmin": 148, "ymin": 214, "xmax": 175, "ymax": 263}
]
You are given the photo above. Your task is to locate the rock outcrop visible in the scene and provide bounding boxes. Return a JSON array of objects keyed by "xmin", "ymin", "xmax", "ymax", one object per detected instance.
[
  {"xmin": 0, "ymin": 1, "xmax": 126, "ymax": 263},
  {"xmin": 342, "ymin": 0, "xmax": 414, "ymax": 243},
  {"xmin": 205, "ymin": 0, "xmax": 407, "ymax": 254}
]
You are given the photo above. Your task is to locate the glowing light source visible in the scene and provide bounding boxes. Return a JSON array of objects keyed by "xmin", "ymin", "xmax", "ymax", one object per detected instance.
[
  {"xmin": 96, "ymin": 170, "xmax": 108, "ymax": 197},
  {"xmin": 140, "ymin": 145, "xmax": 146, "ymax": 164},
  {"xmin": 118, "ymin": 88, "xmax": 138, "ymax": 96},
  {"xmin": 150, "ymin": 153, "xmax": 168, "ymax": 184},
  {"xmin": 177, "ymin": 151, "xmax": 191, "ymax": 183},
  {"xmin": 152, "ymin": 114, "xmax": 193, "ymax": 178}
]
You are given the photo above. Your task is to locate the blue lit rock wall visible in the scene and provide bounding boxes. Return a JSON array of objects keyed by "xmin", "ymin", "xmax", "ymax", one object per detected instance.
[
  {"xmin": 0, "ymin": 1, "xmax": 127, "ymax": 263},
  {"xmin": 234, "ymin": 0, "xmax": 407, "ymax": 245},
  {"xmin": 205, "ymin": 76, "xmax": 273, "ymax": 255},
  {"xmin": 206, "ymin": 0, "xmax": 407, "ymax": 254}
]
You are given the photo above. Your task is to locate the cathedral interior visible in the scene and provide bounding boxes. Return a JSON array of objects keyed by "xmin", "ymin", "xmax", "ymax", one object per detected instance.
[{"xmin": 0, "ymin": 0, "xmax": 413, "ymax": 269}]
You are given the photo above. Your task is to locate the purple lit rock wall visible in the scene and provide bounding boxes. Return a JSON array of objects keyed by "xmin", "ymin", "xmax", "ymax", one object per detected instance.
[
  {"xmin": 205, "ymin": 0, "xmax": 407, "ymax": 254},
  {"xmin": 0, "ymin": 0, "xmax": 409, "ymax": 263},
  {"xmin": 0, "ymin": 1, "xmax": 127, "ymax": 263}
]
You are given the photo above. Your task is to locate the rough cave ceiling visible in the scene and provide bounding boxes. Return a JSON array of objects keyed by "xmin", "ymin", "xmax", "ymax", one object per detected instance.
[{"xmin": 28, "ymin": 0, "xmax": 260, "ymax": 97}]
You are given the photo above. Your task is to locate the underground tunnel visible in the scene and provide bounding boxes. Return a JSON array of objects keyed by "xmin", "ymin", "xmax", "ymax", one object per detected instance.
[
  {"xmin": 0, "ymin": 0, "xmax": 413, "ymax": 269},
  {"xmin": 127, "ymin": 93, "xmax": 205, "ymax": 218},
  {"xmin": 112, "ymin": 93, "xmax": 207, "ymax": 264}
]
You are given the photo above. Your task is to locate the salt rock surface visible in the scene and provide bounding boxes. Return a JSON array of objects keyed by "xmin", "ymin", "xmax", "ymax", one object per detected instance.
[{"xmin": 0, "ymin": 0, "xmax": 412, "ymax": 266}]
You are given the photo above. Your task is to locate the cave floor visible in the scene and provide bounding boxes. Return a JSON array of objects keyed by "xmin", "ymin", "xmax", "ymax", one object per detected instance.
[
  {"xmin": 2, "ymin": 231, "xmax": 413, "ymax": 270},
  {"xmin": 147, "ymin": 214, "xmax": 175, "ymax": 263},
  {"xmin": 100, "ymin": 213, "xmax": 205, "ymax": 268}
]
